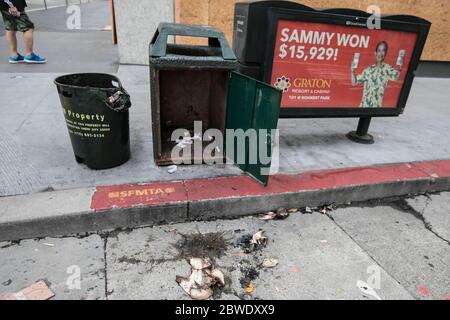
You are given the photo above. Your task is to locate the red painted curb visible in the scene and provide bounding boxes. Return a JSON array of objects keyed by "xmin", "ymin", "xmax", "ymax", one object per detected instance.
[
  {"xmin": 90, "ymin": 159, "xmax": 450, "ymax": 211},
  {"xmin": 91, "ymin": 181, "xmax": 187, "ymax": 211}
]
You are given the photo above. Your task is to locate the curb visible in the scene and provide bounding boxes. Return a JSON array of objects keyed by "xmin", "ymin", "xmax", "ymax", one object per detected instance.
[{"xmin": 1, "ymin": 159, "xmax": 450, "ymax": 241}]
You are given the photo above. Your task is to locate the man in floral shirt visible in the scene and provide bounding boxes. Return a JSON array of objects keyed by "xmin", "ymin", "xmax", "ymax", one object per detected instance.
[{"xmin": 351, "ymin": 41, "xmax": 402, "ymax": 108}]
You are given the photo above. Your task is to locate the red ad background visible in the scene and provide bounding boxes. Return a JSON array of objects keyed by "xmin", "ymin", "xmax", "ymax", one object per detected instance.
[{"xmin": 271, "ymin": 20, "xmax": 418, "ymax": 108}]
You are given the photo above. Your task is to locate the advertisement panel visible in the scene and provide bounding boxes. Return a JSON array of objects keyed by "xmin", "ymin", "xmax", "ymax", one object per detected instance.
[
  {"xmin": 271, "ymin": 20, "xmax": 418, "ymax": 109},
  {"xmin": 262, "ymin": 8, "xmax": 430, "ymax": 118}
]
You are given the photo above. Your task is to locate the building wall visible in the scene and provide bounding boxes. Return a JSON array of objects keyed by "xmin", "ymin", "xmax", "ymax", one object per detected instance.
[
  {"xmin": 115, "ymin": 0, "xmax": 174, "ymax": 65},
  {"xmin": 174, "ymin": 0, "xmax": 449, "ymax": 61}
]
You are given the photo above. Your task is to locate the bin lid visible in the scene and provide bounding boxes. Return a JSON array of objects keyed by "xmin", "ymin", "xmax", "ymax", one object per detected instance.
[
  {"xmin": 225, "ymin": 72, "xmax": 282, "ymax": 186},
  {"xmin": 149, "ymin": 23, "xmax": 236, "ymax": 62}
]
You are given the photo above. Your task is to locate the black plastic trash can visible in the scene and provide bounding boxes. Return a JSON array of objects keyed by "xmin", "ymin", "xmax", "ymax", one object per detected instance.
[{"xmin": 54, "ymin": 73, "xmax": 131, "ymax": 169}]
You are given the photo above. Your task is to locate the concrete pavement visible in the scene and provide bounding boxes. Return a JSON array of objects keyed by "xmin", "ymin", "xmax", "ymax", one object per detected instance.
[
  {"xmin": 0, "ymin": 1, "xmax": 117, "ymax": 73},
  {"xmin": 1, "ymin": 66, "xmax": 450, "ymax": 195},
  {"xmin": 2, "ymin": 191, "xmax": 449, "ymax": 300},
  {"xmin": 330, "ymin": 198, "xmax": 450, "ymax": 300},
  {"xmin": 2, "ymin": 159, "xmax": 450, "ymax": 242},
  {"xmin": 1, "ymin": 2, "xmax": 449, "ymax": 199},
  {"xmin": 0, "ymin": 234, "xmax": 104, "ymax": 300},
  {"xmin": 1, "ymin": 0, "xmax": 449, "ymax": 301},
  {"xmin": 105, "ymin": 213, "xmax": 412, "ymax": 300}
]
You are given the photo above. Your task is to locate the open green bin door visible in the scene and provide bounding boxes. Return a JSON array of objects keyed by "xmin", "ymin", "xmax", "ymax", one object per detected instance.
[{"xmin": 225, "ymin": 71, "xmax": 282, "ymax": 186}]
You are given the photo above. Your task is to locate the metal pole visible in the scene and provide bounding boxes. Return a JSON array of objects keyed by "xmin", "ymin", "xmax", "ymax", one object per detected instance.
[
  {"xmin": 356, "ymin": 117, "xmax": 371, "ymax": 136},
  {"xmin": 346, "ymin": 117, "xmax": 375, "ymax": 144},
  {"xmin": 44, "ymin": 0, "xmax": 47, "ymax": 10}
]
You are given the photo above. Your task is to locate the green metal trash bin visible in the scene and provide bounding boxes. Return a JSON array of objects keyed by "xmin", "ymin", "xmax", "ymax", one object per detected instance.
[
  {"xmin": 54, "ymin": 73, "xmax": 132, "ymax": 169},
  {"xmin": 149, "ymin": 23, "xmax": 282, "ymax": 185},
  {"xmin": 149, "ymin": 23, "xmax": 237, "ymax": 166}
]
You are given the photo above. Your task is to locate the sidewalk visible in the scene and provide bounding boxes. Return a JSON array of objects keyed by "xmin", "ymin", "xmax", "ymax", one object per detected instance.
[
  {"xmin": 0, "ymin": 1, "xmax": 117, "ymax": 73},
  {"xmin": 2, "ymin": 1, "xmax": 449, "ymax": 302},
  {"xmin": 1, "ymin": 0, "xmax": 450, "ymax": 240},
  {"xmin": 1, "ymin": 192, "xmax": 449, "ymax": 300},
  {"xmin": 1, "ymin": 63, "xmax": 450, "ymax": 239},
  {"xmin": 1, "ymin": 66, "xmax": 450, "ymax": 196}
]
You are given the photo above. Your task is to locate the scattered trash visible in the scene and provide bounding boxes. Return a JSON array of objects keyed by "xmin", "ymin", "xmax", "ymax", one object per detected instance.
[
  {"xmin": 209, "ymin": 268, "xmax": 225, "ymax": 286},
  {"xmin": 239, "ymin": 266, "xmax": 259, "ymax": 291},
  {"xmin": 176, "ymin": 133, "xmax": 202, "ymax": 149},
  {"xmin": 167, "ymin": 165, "xmax": 178, "ymax": 174},
  {"xmin": 288, "ymin": 208, "xmax": 299, "ymax": 213},
  {"xmin": 167, "ymin": 228, "xmax": 177, "ymax": 234},
  {"xmin": 0, "ymin": 280, "xmax": 54, "ymax": 300},
  {"xmin": 176, "ymin": 257, "xmax": 226, "ymax": 300},
  {"xmin": 276, "ymin": 208, "xmax": 289, "ymax": 219},
  {"xmin": 41, "ymin": 243, "xmax": 55, "ymax": 247},
  {"xmin": 259, "ymin": 209, "xmax": 289, "ymax": 221},
  {"xmin": 107, "ymin": 90, "xmax": 125, "ymax": 105},
  {"xmin": 318, "ymin": 204, "xmax": 335, "ymax": 214},
  {"xmin": 303, "ymin": 206, "xmax": 313, "ymax": 214},
  {"xmin": 193, "ymin": 133, "xmax": 202, "ymax": 140},
  {"xmin": 190, "ymin": 257, "xmax": 212, "ymax": 270},
  {"xmin": 178, "ymin": 138, "xmax": 193, "ymax": 144},
  {"xmin": 191, "ymin": 269, "xmax": 209, "ymax": 286},
  {"xmin": 176, "ymin": 276, "xmax": 195, "ymax": 294},
  {"xmin": 190, "ymin": 287, "xmax": 213, "ymax": 300},
  {"xmin": 290, "ymin": 267, "xmax": 300, "ymax": 273},
  {"xmin": 319, "ymin": 240, "xmax": 328, "ymax": 244},
  {"xmin": 250, "ymin": 230, "xmax": 268, "ymax": 251},
  {"xmin": 176, "ymin": 142, "xmax": 189, "ymax": 149},
  {"xmin": 245, "ymin": 282, "xmax": 254, "ymax": 294},
  {"xmin": 357, "ymin": 280, "xmax": 382, "ymax": 300},
  {"xmin": 11, "ymin": 75, "xmax": 23, "ymax": 79},
  {"xmin": 262, "ymin": 258, "xmax": 279, "ymax": 268},
  {"xmin": 260, "ymin": 212, "xmax": 276, "ymax": 220},
  {"xmin": 237, "ymin": 230, "xmax": 268, "ymax": 253}
]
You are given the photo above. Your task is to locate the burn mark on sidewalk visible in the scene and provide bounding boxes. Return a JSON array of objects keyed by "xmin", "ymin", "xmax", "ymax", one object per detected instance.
[{"xmin": 174, "ymin": 232, "xmax": 230, "ymax": 261}]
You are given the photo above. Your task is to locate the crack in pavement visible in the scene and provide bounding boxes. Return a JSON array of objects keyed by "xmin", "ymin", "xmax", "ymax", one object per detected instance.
[
  {"xmin": 325, "ymin": 212, "xmax": 416, "ymax": 299},
  {"xmin": 100, "ymin": 235, "xmax": 109, "ymax": 299},
  {"xmin": 390, "ymin": 198, "xmax": 450, "ymax": 246}
]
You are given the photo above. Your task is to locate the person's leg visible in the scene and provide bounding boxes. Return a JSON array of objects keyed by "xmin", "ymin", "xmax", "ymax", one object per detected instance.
[
  {"xmin": 23, "ymin": 28, "xmax": 34, "ymax": 56},
  {"xmin": 6, "ymin": 30, "xmax": 18, "ymax": 56},
  {"xmin": 19, "ymin": 12, "xmax": 45, "ymax": 63}
]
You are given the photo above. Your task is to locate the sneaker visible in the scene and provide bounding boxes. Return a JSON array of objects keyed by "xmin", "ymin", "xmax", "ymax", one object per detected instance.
[
  {"xmin": 9, "ymin": 54, "xmax": 25, "ymax": 64},
  {"xmin": 24, "ymin": 53, "xmax": 47, "ymax": 64}
]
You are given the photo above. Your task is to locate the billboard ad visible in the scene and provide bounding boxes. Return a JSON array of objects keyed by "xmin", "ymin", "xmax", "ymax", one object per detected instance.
[{"xmin": 270, "ymin": 20, "xmax": 418, "ymax": 109}]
